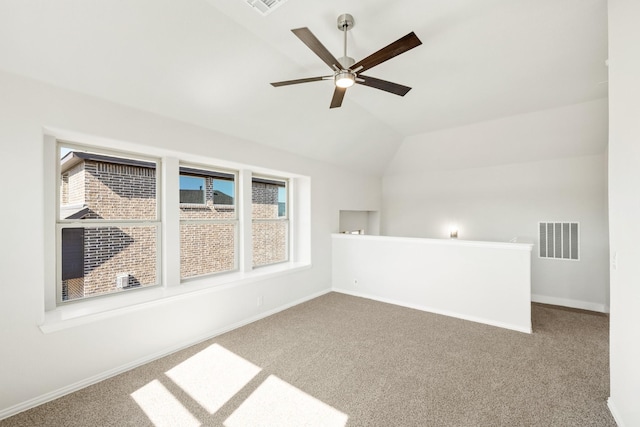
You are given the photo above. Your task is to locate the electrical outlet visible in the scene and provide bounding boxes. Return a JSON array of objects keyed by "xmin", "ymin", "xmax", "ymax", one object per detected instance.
[
  {"xmin": 354, "ymin": 279, "xmax": 358, "ymax": 286},
  {"xmin": 257, "ymin": 296, "xmax": 264, "ymax": 307}
]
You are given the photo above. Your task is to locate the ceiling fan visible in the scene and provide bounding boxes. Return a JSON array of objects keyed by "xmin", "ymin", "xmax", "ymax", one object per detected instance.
[{"xmin": 270, "ymin": 13, "xmax": 422, "ymax": 109}]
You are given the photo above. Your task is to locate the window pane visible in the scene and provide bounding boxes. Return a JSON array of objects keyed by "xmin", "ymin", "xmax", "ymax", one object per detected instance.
[
  {"xmin": 278, "ymin": 186, "xmax": 287, "ymax": 218},
  {"xmin": 180, "ymin": 223, "xmax": 236, "ymax": 279},
  {"xmin": 253, "ymin": 221, "xmax": 288, "ymax": 267},
  {"xmin": 61, "ymin": 228, "xmax": 84, "ymax": 281},
  {"xmin": 180, "ymin": 175, "xmax": 205, "ymax": 204},
  {"xmin": 252, "ymin": 179, "xmax": 286, "ymax": 219},
  {"xmin": 252, "ymin": 177, "xmax": 288, "ymax": 267},
  {"xmin": 180, "ymin": 168, "xmax": 236, "ymax": 220},
  {"xmin": 213, "ymin": 178, "xmax": 235, "ymax": 205},
  {"xmin": 59, "ymin": 148, "xmax": 156, "ymax": 220},
  {"xmin": 61, "ymin": 225, "xmax": 158, "ymax": 301}
]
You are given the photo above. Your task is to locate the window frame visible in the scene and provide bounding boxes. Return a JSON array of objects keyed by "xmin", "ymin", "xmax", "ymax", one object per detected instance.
[
  {"xmin": 44, "ymin": 132, "xmax": 309, "ymax": 323},
  {"xmin": 251, "ymin": 175, "xmax": 290, "ymax": 268},
  {"xmin": 179, "ymin": 163, "xmax": 239, "ymax": 281},
  {"xmin": 55, "ymin": 141, "xmax": 163, "ymax": 305}
]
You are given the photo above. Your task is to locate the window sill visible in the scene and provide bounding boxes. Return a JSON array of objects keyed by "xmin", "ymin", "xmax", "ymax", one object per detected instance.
[{"xmin": 40, "ymin": 261, "xmax": 311, "ymax": 333}]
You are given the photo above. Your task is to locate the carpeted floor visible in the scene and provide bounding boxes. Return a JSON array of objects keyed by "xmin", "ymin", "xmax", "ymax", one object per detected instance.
[{"xmin": 1, "ymin": 292, "xmax": 615, "ymax": 426}]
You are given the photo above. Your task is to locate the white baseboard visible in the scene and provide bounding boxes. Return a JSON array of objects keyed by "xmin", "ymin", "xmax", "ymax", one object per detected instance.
[
  {"xmin": 531, "ymin": 294, "xmax": 609, "ymax": 313},
  {"xmin": 0, "ymin": 288, "xmax": 332, "ymax": 422},
  {"xmin": 608, "ymin": 397, "xmax": 625, "ymax": 427},
  {"xmin": 332, "ymin": 288, "xmax": 531, "ymax": 334}
]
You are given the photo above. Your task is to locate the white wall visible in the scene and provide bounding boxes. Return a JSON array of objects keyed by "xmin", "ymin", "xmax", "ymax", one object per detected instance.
[
  {"xmin": 607, "ymin": 1, "xmax": 640, "ymax": 425},
  {"xmin": 382, "ymin": 99, "xmax": 609, "ymax": 312},
  {"xmin": 338, "ymin": 210, "xmax": 380, "ymax": 235},
  {"xmin": 338, "ymin": 210, "xmax": 369, "ymax": 233},
  {"xmin": 0, "ymin": 70, "xmax": 381, "ymax": 417},
  {"xmin": 332, "ymin": 235, "xmax": 533, "ymax": 333}
]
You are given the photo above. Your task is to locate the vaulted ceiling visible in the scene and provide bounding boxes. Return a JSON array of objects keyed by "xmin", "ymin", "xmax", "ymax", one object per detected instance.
[{"xmin": 0, "ymin": 0, "xmax": 608, "ymax": 175}]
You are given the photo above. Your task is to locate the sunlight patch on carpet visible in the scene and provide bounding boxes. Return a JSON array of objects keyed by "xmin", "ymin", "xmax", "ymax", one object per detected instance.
[
  {"xmin": 131, "ymin": 379, "xmax": 201, "ymax": 427},
  {"xmin": 165, "ymin": 343, "xmax": 261, "ymax": 414},
  {"xmin": 224, "ymin": 375, "xmax": 348, "ymax": 427}
]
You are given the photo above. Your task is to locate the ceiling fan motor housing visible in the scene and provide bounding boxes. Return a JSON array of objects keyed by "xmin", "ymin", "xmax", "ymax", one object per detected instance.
[
  {"xmin": 338, "ymin": 56, "xmax": 355, "ymax": 69},
  {"xmin": 337, "ymin": 13, "xmax": 354, "ymax": 31}
]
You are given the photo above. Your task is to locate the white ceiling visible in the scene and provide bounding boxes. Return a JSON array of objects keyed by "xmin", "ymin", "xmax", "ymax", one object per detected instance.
[{"xmin": 0, "ymin": 0, "xmax": 608, "ymax": 175}]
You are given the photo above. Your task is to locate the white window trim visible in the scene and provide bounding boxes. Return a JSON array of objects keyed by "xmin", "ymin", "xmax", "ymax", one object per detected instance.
[
  {"xmin": 40, "ymin": 262, "xmax": 312, "ymax": 333},
  {"xmin": 42, "ymin": 130, "xmax": 311, "ymax": 332},
  {"xmin": 55, "ymin": 142, "xmax": 163, "ymax": 305}
]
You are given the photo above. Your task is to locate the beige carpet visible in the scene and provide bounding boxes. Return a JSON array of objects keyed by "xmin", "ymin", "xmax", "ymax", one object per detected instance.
[{"xmin": 1, "ymin": 292, "xmax": 615, "ymax": 426}]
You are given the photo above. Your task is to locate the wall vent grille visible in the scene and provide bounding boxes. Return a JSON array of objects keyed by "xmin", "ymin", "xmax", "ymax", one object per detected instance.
[
  {"xmin": 539, "ymin": 222, "xmax": 579, "ymax": 260},
  {"xmin": 245, "ymin": 0, "xmax": 287, "ymax": 15}
]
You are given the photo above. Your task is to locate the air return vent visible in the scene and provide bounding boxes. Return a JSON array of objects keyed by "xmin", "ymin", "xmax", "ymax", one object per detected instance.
[
  {"xmin": 245, "ymin": 0, "xmax": 287, "ymax": 15},
  {"xmin": 539, "ymin": 222, "xmax": 579, "ymax": 260}
]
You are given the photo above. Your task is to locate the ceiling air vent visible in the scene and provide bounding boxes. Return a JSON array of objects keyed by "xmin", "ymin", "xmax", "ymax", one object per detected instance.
[
  {"xmin": 246, "ymin": 0, "xmax": 287, "ymax": 16},
  {"xmin": 539, "ymin": 222, "xmax": 579, "ymax": 261}
]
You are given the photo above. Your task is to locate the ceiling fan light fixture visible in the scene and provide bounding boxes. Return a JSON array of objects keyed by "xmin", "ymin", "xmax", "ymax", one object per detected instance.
[
  {"xmin": 270, "ymin": 14, "xmax": 422, "ymax": 108},
  {"xmin": 335, "ymin": 71, "xmax": 355, "ymax": 88}
]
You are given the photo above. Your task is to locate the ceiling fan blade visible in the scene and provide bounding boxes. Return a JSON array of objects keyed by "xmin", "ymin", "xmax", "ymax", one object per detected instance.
[
  {"xmin": 271, "ymin": 76, "xmax": 330, "ymax": 87},
  {"xmin": 330, "ymin": 87, "xmax": 346, "ymax": 109},
  {"xmin": 292, "ymin": 27, "xmax": 343, "ymax": 70},
  {"xmin": 357, "ymin": 75, "xmax": 412, "ymax": 96},
  {"xmin": 352, "ymin": 32, "xmax": 422, "ymax": 73}
]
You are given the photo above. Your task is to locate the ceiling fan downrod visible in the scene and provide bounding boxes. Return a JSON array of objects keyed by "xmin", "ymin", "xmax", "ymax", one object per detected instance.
[{"xmin": 335, "ymin": 13, "xmax": 356, "ymax": 88}]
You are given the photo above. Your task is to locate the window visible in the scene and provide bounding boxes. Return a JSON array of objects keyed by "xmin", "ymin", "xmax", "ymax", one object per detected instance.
[
  {"xmin": 49, "ymin": 137, "xmax": 306, "ymax": 311},
  {"xmin": 252, "ymin": 177, "xmax": 288, "ymax": 267},
  {"xmin": 180, "ymin": 166, "xmax": 237, "ymax": 280},
  {"xmin": 57, "ymin": 144, "xmax": 160, "ymax": 302},
  {"xmin": 180, "ymin": 175, "xmax": 206, "ymax": 205}
]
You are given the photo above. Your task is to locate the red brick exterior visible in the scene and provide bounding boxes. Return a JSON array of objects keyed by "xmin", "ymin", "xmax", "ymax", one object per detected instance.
[
  {"xmin": 60, "ymin": 159, "xmax": 158, "ymax": 300},
  {"xmin": 180, "ymin": 175, "xmax": 236, "ymax": 279},
  {"xmin": 81, "ymin": 226, "xmax": 157, "ymax": 296},
  {"xmin": 60, "ymin": 154, "xmax": 288, "ymax": 301},
  {"xmin": 61, "ymin": 162, "xmax": 85, "ymax": 205},
  {"xmin": 252, "ymin": 181, "xmax": 288, "ymax": 267},
  {"xmin": 84, "ymin": 162, "xmax": 156, "ymax": 220},
  {"xmin": 180, "ymin": 223, "xmax": 236, "ymax": 278}
]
